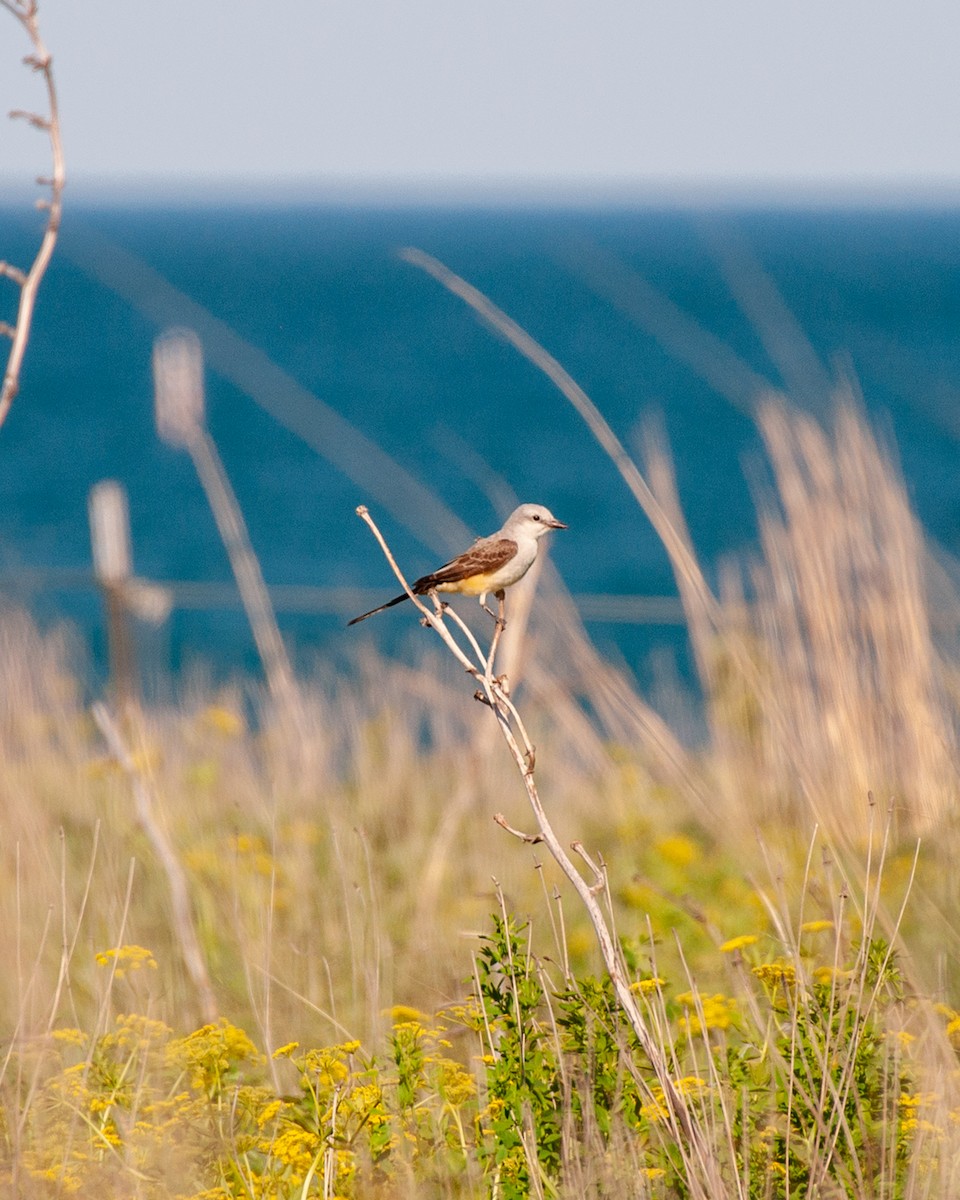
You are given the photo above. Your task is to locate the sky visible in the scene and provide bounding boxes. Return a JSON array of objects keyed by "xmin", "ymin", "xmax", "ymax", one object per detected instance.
[{"xmin": 2, "ymin": 0, "xmax": 959, "ymax": 199}]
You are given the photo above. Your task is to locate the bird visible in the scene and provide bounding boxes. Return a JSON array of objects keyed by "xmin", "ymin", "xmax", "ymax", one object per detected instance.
[{"xmin": 348, "ymin": 503, "xmax": 567, "ymax": 625}]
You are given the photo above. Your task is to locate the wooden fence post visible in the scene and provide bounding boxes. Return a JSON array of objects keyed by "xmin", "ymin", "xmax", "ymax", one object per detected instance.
[{"xmin": 89, "ymin": 479, "xmax": 139, "ymax": 710}]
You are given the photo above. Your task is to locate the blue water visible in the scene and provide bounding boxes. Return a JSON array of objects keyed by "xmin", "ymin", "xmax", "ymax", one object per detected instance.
[{"xmin": 2, "ymin": 203, "xmax": 960, "ymax": 688}]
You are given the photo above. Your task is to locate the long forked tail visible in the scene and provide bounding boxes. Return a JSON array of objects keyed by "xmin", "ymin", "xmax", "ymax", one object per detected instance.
[{"xmin": 347, "ymin": 592, "xmax": 410, "ymax": 625}]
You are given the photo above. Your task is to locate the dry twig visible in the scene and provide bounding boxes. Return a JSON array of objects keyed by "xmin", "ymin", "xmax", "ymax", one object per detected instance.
[
  {"xmin": 0, "ymin": 0, "xmax": 65, "ymax": 429},
  {"xmin": 355, "ymin": 505, "xmax": 720, "ymax": 1193}
]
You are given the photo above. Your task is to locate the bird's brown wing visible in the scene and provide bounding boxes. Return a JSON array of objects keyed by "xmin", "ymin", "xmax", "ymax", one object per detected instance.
[{"xmin": 414, "ymin": 538, "xmax": 518, "ymax": 592}]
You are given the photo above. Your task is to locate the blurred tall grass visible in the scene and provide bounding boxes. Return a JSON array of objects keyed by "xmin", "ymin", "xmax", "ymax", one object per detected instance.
[{"xmin": 1, "ymin": 396, "xmax": 958, "ymax": 1052}]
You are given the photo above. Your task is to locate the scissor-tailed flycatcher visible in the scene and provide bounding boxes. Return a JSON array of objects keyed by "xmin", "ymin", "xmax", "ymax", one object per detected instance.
[{"xmin": 348, "ymin": 503, "xmax": 567, "ymax": 625}]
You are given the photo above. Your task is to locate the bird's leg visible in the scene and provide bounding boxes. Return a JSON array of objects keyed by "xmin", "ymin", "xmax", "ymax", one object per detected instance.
[
  {"xmin": 487, "ymin": 590, "xmax": 509, "ymax": 686},
  {"xmin": 481, "ymin": 589, "xmax": 507, "ymax": 628},
  {"xmin": 427, "ymin": 588, "xmax": 450, "ymax": 615}
]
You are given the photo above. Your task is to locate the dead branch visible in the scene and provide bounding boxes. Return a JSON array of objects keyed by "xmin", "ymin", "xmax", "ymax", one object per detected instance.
[
  {"xmin": 0, "ymin": 0, "xmax": 65, "ymax": 429},
  {"xmin": 355, "ymin": 506, "xmax": 719, "ymax": 1192},
  {"xmin": 493, "ymin": 812, "xmax": 543, "ymax": 844}
]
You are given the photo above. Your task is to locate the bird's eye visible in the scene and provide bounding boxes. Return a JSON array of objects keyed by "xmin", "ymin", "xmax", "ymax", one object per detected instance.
[{"xmin": 533, "ymin": 514, "xmax": 541, "ymax": 521}]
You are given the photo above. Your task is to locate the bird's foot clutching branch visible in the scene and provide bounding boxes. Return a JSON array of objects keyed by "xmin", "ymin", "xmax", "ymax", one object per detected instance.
[
  {"xmin": 420, "ymin": 596, "xmax": 448, "ymax": 625},
  {"xmin": 482, "ymin": 589, "xmax": 507, "ymax": 629},
  {"xmin": 418, "ymin": 595, "xmax": 447, "ymax": 629},
  {"xmin": 485, "ymin": 590, "xmax": 508, "ymax": 682}
]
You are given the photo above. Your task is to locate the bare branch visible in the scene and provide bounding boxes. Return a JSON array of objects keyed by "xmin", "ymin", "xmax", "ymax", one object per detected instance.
[
  {"xmin": 0, "ymin": 263, "xmax": 28, "ymax": 286},
  {"xmin": 570, "ymin": 841, "xmax": 605, "ymax": 894},
  {"xmin": 493, "ymin": 812, "xmax": 543, "ymax": 844},
  {"xmin": 0, "ymin": 0, "xmax": 65, "ymax": 429},
  {"xmin": 9, "ymin": 108, "xmax": 49, "ymax": 130},
  {"xmin": 355, "ymin": 505, "xmax": 486, "ymax": 677},
  {"xmin": 354, "ymin": 505, "xmax": 718, "ymax": 1189}
]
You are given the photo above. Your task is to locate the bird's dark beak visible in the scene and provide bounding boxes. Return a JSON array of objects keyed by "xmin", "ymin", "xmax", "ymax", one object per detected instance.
[{"xmin": 548, "ymin": 518, "xmax": 568, "ymax": 530}]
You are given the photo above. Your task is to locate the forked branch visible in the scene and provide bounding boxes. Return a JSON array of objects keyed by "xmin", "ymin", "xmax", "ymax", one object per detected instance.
[
  {"xmin": 0, "ymin": 0, "xmax": 65, "ymax": 429},
  {"xmin": 355, "ymin": 506, "xmax": 718, "ymax": 1190}
]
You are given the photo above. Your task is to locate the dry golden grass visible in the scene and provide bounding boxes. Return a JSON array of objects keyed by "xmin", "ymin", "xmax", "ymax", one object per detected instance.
[
  {"xmin": 640, "ymin": 400, "xmax": 960, "ymax": 845},
  {"xmin": 3, "ymin": 399, "xmax": 960, "ymax": 1033},
  {"xmin": 3, "ymin": 397, "xmax": 960, "ymax": 1197}
]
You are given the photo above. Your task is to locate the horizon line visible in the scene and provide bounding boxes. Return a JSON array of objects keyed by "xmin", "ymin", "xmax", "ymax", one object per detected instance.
[{"xmin": 2, "ymin": 173, "xmax": 960, "ymax": 211}]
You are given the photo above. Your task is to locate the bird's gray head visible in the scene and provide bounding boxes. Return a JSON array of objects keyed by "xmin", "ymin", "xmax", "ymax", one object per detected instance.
[{"xmin": 503, "ymin": 503, "xmax": 568, "ymax": 539}]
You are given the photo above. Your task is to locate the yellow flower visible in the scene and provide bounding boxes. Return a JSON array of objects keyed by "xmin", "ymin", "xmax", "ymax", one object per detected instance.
[
  {"xmin": 51, "ymin": 1028, "xmax": 87, "ymax": 1047},
  {"xmin": 269, "ymin": 1125, "xmax": 320, "ymax": 1171},
  {"xmin": 800, "ymin": 919, "xmax": 835, "ymax": 934},
  {"xmin": 199, "ymin": 704, "xmax": 245, "ymax": 737},
  {"xmin": 631, "ymin": 976, "xmax": 665, "ymax": 994},
  {"xmin": 94, "ymin": 944, "xmax": 158, "ymax": 979},
  {"xmin": 113, "ymin": 1013, "xmax": 172, "ymax": 1050},
  {"xmin": 230, "ymin": 832, "xmax": 264, "ymax": 855},
  {"xmin": 674, "ymin": 1075, "xmax": 708, "ymax": 1096},
  {"xmin": 303, "ymin": 1046, "xmax": 351, "ymax": 1086},
  {"xmin": 640, "ymin": 1077, "xmax": 707, "ymax": 1123},
  {"xmin": 640, "ymin": 1096, "xmax": 669, "ymax": 1123},
  {"xmin": 25, "ymin": 1165, "xmax": 84, "ymax": 1194},
  {"xmin": 256, "ymin": 1099, "xmax": 283, "ymax": 1127},
  {"xmin": 335, "ymin": 1147, "xmax": 357, "ymax": 1183},
  {"xmin": 812, "ymin": 966, "xmax": 853, "ymax": 986},
  {"xmin": 440, "ymin": 1000, "xmax": 483, "ymax": 1030},
  {"xmin": 655, "ymin": 834, "xmax": 698, "ymax": 869},
  {"xmin": 752, "ymin": 962, "xmax": 798, "ymax": 990},
  {"xmin": 433, "ymin": 1056, "xmax": 477, "ymax": 1105},
  {"xmin": 676, "ymin": 992, "xmax": 736, "ymax": 1035},
  {"xmin": 273, "ymin": 1041, "xmax": 300, "ymax": 1059},
  {"xmin": 169, "ymin": 1020, "xmax": 262, "ymax": 1095},
  {"xmin": 348, "ymin": 1081, "xmax": 386, "ymax": 1114},
  {"xmin": 386, "ymin": 1004, "xmax": 425, "ymax": 1025},
  {"xmin": 720, "ymin": 934, "xmax": 759, "ymax": 954}
]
